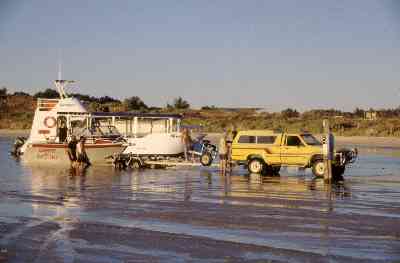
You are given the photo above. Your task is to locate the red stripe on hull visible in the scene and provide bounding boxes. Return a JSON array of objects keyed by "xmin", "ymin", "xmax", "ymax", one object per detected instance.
[{"xmin": 31, "ymin": 143, "xmax": 123, "ymax": 149}]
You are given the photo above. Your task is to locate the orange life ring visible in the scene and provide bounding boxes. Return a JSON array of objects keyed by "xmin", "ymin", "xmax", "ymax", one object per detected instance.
[{"xmin": 43, "ymin": 116, "xmax": 57, "ymax": 128}]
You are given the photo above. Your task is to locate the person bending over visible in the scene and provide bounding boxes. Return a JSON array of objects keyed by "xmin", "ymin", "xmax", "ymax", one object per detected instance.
[{"xmin": 77, "ymin": 136, "xmax": 91, "ymax": 167}]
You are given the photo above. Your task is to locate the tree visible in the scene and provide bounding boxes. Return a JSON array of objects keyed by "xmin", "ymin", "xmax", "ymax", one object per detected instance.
[
  {"xmin": 353, "ymin": 107, "xmax": 365, "ymax": 118},
  {"xmin": 281, "ymin": 108, "xmax": 299, "ymax": 119},
  {"xmin": 13, "ymin": 91, "xmax": 30, "ymax": 96},
  {"xmin": 33, "ymin": 89, "xmax": 59, "ymax": 98},
  {"xmin": 171, "ymin": 97, "xmax": 190, "ymax": 109},
  {"xmin": 0, "ymin": 86, "xmax": 7, "ymax": 112},
  {"xmin": 123, "ymin": 96, "xmax": 148, "ymax": 111},
  {"xmin": 98, "ymin": 96, "xmax": 120, "ymax": 104},
  {"xmin": 0, "ymin": 86, "xmax": 7, "ymax": 96},
  {"xmin": 201, "ymin": 105, "xmax": 217, "ymax": 110},
  {"xmin": 69, "ymin": 92, "xmax": 97, "ymax": 102},
  {"xmin": 100, "ymin": 105, "xmax": 110, "ymax": 112}
]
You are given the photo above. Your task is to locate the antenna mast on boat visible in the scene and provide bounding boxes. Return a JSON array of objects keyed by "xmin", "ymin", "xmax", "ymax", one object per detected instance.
[
  {"xmin": 54, "ymin": 53, "xmax": 74, "ymax": 99},
  {"xmin": 58, "ymin": 56, "xmax": 62, "ymax": 81}
]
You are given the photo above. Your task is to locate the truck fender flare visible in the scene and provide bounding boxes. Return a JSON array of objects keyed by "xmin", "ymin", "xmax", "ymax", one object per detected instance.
[{"xmin": 247, "ymin": 154, "xmax": 267, "ymax": 165}]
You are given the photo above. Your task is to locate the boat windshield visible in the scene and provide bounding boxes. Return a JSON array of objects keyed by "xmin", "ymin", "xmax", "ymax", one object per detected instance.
[
  {"xmin": 301, "ymin": 134, "xmax": 322, "ymax": 146},
  {"xmin": 69, "ymin": 119, "xmax": 121, "ymax": 138},
  {"xmin": 73, "ymin": 126, "xmax": 121, "ymax": 138},
  {"xmin": 96, "ymin": 125, "xmax": 121, "ymax": 137}
]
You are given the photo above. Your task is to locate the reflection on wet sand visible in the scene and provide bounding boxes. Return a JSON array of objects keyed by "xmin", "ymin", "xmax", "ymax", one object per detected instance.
[
  {"xmin": 26, "ymin": 166, "xmax": 351, "ymax": 202},
  {"xmin": 210, "ymin": 171, "xmax": 351, "ymax": 202},
  {"xmin": 1, "ymin": 136, "xmax": 400, "ymax": 262}
]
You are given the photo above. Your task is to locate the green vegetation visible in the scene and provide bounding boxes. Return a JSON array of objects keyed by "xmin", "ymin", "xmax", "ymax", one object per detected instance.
[
  {"xmin": 123, "ymin": 96, "xmax": 148, "ymax": 111},
  {"xmin": 0, "ymin": 87, "xmax": 7, "ymax": 96},
  {"xmin": 1, "ymin": 87, "xmax": 400, "ymax": 136},
  {"xmin": 167, "ymin": 97, "xmax": 190, "ymax": 110},
  {"xmin": 33, "ymin": 88, "xmax": 59, "ymax": 98},
  {"xmin": 184, "ymin": 107, "xmax": 400, "ymax": 136}
]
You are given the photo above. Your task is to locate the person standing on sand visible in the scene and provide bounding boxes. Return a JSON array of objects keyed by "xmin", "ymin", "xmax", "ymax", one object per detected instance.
[
  {"xmin": 182, "ymin": 128, "xmax": 192, "ymax": 161},
  {"xmin": 67, "ymin": 135, "xmax": 78, "ymax": 167},
  {"xmin": 77, "ymin": 136, "xmax": 91, "ymax": 167},
  {"xmin": 226, "ymin": 127, "xmax": 237, "ymax": 172},
  {"xmin": 219, "ymin": 132, "xmax": 228, "ymax": 175},
  {"xmin": 58, "ymin": 119, "xmax": 68, "ymax": 143},
  {"xmin": 57, "ymin": 116, "xmax": 68, "ymax": 143}
]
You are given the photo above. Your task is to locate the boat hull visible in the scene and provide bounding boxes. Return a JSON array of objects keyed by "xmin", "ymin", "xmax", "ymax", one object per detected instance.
[
  {"xmin": 123, "ymin": 133, "xmax": 184, "ymax": 156},
  {"xmin": 22, "ymin": 143, "xmax": 125, "ymax": 166}
]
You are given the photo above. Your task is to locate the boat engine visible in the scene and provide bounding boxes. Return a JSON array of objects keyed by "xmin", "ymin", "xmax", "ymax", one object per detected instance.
[
  {"xmin": 190, "ymin": 136, "xmax": 218, "ymax": 166},
  {"xmin": 10, "ymin": 136, "xmax": 26, "ymax": 157},
  {"xmin": 336, "ymin": 148, "xmax": 358, "ymax": 166}
]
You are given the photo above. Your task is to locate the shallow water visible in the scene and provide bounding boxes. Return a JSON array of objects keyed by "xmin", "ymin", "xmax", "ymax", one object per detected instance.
[{"xmin": 0, "ymin": 136, "xmax": 400, "ymax": 262}]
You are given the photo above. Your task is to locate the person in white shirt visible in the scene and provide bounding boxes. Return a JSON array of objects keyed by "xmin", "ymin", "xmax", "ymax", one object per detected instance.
[{"xmin": 219, "ymin": 132, "xmax": 228, "ymax": 175}]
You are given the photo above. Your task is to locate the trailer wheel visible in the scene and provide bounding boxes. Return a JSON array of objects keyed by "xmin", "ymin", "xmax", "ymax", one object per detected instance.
[
  {"xmin": 312, "ymin": 160, "xmax": 326, "ymax": 177},
  {"xmin": 248, "ymin": 159, "xmax": 264, "ymax": 174},
  {"xmin": 200, "ymin": 152, "xmax": 213, "ymax": 166},
  {"xmin": 129, "ymin": 159, "xmax": 142, "ymax": 169}
]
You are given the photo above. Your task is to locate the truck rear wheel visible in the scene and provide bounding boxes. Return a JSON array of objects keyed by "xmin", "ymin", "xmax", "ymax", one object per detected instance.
[
  {"xmin": 248, "ymin": 159, "xmax": 264, "ymax": 174},
  {"xmin": 312, "ymin": 160, "xmax": 326, "ymax": 177}
]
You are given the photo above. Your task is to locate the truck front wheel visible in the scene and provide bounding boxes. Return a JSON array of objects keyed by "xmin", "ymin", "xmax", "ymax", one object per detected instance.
[
  {"xmin": 312, "ymin": 160, "xmax": 326, "ymax": 177},
  {"xmin": 248, "ymin": 159, "xmax": 264, "ymax": 174}
]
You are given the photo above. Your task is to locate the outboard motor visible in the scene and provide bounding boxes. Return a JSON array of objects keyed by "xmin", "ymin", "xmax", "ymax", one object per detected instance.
[
  {"xmin": 10, "ymin": 137, "xmax": 26, "ymax": 157},
  {"xmin": 190, "ymin": 135, "xmax": 218, "ymax": 166},
  {"xmin": 336, "ymin": 147, "xmax": 358, "ymax": 165}
]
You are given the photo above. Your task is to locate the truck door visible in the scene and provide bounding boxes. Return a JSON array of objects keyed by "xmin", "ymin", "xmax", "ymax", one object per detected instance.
[
  {"xmin": 281, "ymin": 135, "xmax": 308, "ymax": 165},
  {"xmin": 231, "ymin": 135, "xmax": 257, "ymax": 161}
]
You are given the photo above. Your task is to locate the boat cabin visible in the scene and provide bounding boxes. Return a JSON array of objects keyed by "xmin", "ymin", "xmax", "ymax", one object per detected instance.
[
  {"xmin": 90, "ymin": 112, "xmax": 182, "ymax": 138},
  {"xmin": 27, "ymin": 80, "xmax": 182, "ymax": 145}
]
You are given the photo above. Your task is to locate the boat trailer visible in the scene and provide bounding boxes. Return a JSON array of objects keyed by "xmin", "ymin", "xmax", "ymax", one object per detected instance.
[
  {"xmin": 109, "ymin": 153, "xmax": 218, "ymax": 170},
  {"xmin": 110, "ymin": 134, "xmax": 219, "ymax": 170}
]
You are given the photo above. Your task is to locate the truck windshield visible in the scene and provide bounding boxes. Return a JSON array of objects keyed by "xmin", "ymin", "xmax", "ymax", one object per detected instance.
[{"xmin": 301, "ymin": 134, "xmax": 322, "ymax": 146}]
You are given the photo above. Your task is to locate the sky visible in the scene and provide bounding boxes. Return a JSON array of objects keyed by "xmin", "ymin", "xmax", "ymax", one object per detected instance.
[{"xmin": 1, "ymin": 0, "xmax": 400, "ymax": 111}]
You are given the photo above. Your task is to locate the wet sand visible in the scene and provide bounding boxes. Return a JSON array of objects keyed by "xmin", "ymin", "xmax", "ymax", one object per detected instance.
[
  {"xmin": 0, "ymin": 130, "xmax": 29, "ymax": 137},
  {"xmin": 0, "ymin": 137, "xmax": 400, "ymax": 262}
]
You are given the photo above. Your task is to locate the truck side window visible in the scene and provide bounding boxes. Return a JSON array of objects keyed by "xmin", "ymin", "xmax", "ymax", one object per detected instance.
[
  {"xmin": 257, "ymin": 136, "xmax": 276, "ymax": 144},
  {"xmin": 286, "ymin": 136, "xmax": 303, "ymax": 146},
  {"xmin": 238, "ymin": 135, "xmax": 256, "ymax": 143}
]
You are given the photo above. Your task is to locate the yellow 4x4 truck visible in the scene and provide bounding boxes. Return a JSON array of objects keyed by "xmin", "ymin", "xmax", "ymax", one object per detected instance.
[{"xmin": 231, "ymin": 130, "xmax": 357, "ymax": 177}]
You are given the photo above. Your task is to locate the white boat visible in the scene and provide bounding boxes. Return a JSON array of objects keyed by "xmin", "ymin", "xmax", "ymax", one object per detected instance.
[
  {"xmin": 121, "ymin": 114, "xmax": 184, "ymax": 156},
  {"xmin": 17, "ymin": 80, "xmax": 125, "ymax": 165},
  {"xmin": 16, "ymin": 79, "xmax": 187, "ymax": 165},
  {"xmin": 90, "ymin": 112, "xmax": 185, "ymax": 156}
]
